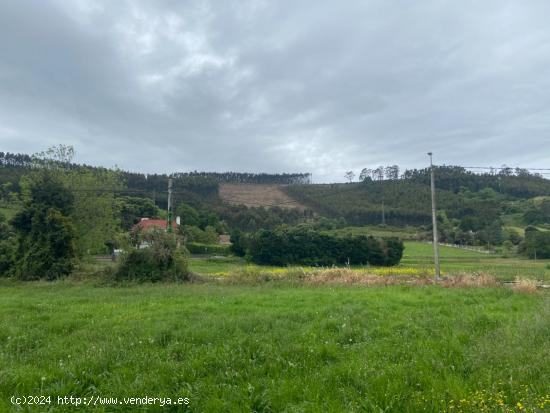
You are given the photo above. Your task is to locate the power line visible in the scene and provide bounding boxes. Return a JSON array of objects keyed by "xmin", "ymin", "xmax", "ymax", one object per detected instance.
[
  {"xmin": 53, "ymin": 188, "xmax": 156, "ymax": 194},
  {"xmin": 462, "ymin": 166, "xmax": 550, "ymax": 171}
]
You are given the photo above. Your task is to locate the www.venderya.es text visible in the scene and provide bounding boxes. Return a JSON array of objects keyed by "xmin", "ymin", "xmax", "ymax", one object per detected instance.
[{"xmin": 11, "ymin": 395, "xmax": 190, "ymax": 407}]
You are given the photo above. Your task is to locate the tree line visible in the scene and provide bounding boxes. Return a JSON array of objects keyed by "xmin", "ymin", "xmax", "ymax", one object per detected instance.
[
  {"xmin": 0, "ymin": 146, "xmax": 190, "ymax": 281},
  {"xmin": 283, "ymin": 173, "xmax": 542, "ymax": 246},
  {"xmin": 230, "ymin": 225, "xmax": 404, "ymax": 267},
  {"xmin": 351, "ymin": 164, "xmax": 550, "ymax": 199},
  {"xmin": 172, "ymin": 171, "xmax": 312, "ymax": 184}
]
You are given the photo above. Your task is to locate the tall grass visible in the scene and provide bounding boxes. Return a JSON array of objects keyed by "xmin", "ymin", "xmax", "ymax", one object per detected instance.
[{"xmin": 0, "ymin": 282, "xmax": 548, "ymax": 412}]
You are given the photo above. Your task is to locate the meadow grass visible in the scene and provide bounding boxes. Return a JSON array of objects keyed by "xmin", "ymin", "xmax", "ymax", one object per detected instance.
[
  {"xmin": 325, "ymin": 225, "xmax": 425, "ymax": 240},
  {"xmin": 189, "ymin": 242, "xmax": 550, "ymax": 282},
  {"xmin": 0, "ymin": 281, "xmax": 548, "ymax": 412},
  {"xmin": 401, "ymin": 242, "xmax": 490, "ymax": 258},
  {"xmin": 400, "ymin": 242, "xmax": 550, "ymax": 282}
]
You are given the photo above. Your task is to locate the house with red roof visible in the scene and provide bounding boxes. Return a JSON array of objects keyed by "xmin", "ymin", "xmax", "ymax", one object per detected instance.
[
  {"xmin": 134, "ymin": 218, "xmax": 178, "ymax": 232},
  {"xmin": 218, "ymin": 234, "xmax": 232, "ymax": 245},
  {"xmin": 131, "ymin": 218, "xmax": 179, "ymax": 248}
]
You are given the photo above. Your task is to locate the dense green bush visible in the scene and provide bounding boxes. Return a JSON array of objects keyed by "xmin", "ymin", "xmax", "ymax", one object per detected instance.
[
  {"xmin": 0, "ymin": 214, "xmax": 15, "ymax": 276},
  {"xmin": 522, "ymin": 227, "xmax": 550, "ymax": 259},
  {"xmin": 523, "ymin": 199, "xmax": 550, "ymax": 225},
  {"xmin": 218, "ymin": 204, "xmax": 312, "ymax": 232},
  {"xmin": 115, "ymin": 230, "xmax": 189, "ymax": 282},
  {"xmin": 244, "ymin": 225, "xmax": 404, "ymax": 266},
  {"xmin": 182, "ymin": 225, "xmax": 219, "ymax": 244},
  {"xmin": 186, "ymin": 242, "xmax": 230, "ymax": 255},
  {"xmin": 0, "ymin": 240, "xmax": 14, "ymax": 276},
  {"xmin": 11, "ymin": 171, "xmax": 76, "ymax": 280},
  {"xmin": 230, "ymin": 230, "xmax": 247, "ymax": 257},
  {"xmin": 116, "ymin": 196, "xmax": 160, "ymax": 230}
]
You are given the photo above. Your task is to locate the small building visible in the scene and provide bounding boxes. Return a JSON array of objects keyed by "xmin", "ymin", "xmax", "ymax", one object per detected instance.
[
  {"xmin": 134, "ymin": 218, "xmax": 178, "ymax": 232},
  {"xmin": 132, "ymin": 218, "xmax": 179, "ymax": 249},
  {"xmin": 219, "ymin": 234, "xmax": 232, "ymax": 245}
]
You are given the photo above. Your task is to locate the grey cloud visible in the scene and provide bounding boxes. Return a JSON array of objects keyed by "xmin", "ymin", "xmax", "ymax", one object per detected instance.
[{"xmin": 1, "ymin": 0, "xmax": 550, "ymax": 181}]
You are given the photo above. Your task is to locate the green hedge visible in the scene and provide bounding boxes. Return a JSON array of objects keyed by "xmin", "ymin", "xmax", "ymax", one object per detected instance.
[
  {"xmin": 522, "ymin": 227, "xmax": 550, "ymax": 259},
  {"xmin": 186, "ymin": 242, "xmax": 231, "ymax": 255},
  {"xmin": 240, "ymin": 225, "xmax": 404, "ymax": 266}
]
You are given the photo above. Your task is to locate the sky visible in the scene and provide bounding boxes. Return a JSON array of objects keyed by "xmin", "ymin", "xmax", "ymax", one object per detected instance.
[{"xmin": 1, "ymin": 1, "xmax": 550, "ymax": 183}]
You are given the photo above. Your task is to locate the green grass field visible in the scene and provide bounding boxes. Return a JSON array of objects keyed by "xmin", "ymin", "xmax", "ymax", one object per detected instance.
[
  {"xmin": 189, "ymin": 242, "xmax": 550, "ymax": 282},
  {"xmin": 325, "ymin": 225, "xmax": 427, "ymax": 240},
  {"xmin": 401, "ymin": 242, "xmax": 550, "ymax": 281},
  {"xmin": 0, "ymin": 282, "xmax": 548, "ymax": 412},
  {"xmin": 2, "ymin": 241, "xmax": 549, "ymax": 412}
]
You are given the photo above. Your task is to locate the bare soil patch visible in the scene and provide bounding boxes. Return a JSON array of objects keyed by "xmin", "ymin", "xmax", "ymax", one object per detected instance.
[{"xmin": 219, "ymin": 183, "xmax": 306, "ymax": 209}]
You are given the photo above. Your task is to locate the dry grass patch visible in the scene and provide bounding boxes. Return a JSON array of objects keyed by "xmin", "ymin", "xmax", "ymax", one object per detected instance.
[
  {"xmin": 303, "ymin": 268, "xmax": 408, "ymax": 286},
  {"xmin": 216, "ymin": 268, "xmax": 545, "ymax": 293},
  {"xmin": 440, "ymin": 272, "xmax": 497, "ymax": 288},
  {"xmin": 220, "ymin": 268, "xmax": 501, "ymax": 288},
  {"xmin": 512, "ymin": 277, "xmax": 539, "ymax": 294},
  {"xmin": 305, "ymin": 269, "xmax": 501, "ymax": 288}
]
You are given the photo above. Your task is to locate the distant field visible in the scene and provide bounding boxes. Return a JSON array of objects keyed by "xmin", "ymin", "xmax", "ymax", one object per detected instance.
[
  {"xmin": 403, "ymin": 241, "xmax": 493, "ymax": 259},
  {"xmin": 219, "ymin": 183, "xmax": 305, "ymax": 209},
  {"xmin": 401, "ymin": 242, "xmax": 550, "ymax": 281},
  {"xmin": 1, "ymin": 282, "xmax": 548, "ymax": 412},
  {"xmin": 325, "ymin": 225, "xmax": 427, "ymax": 240},
  {"xmin": 189, "ymin": 242, "xmax": 550, "ymax": 282}
]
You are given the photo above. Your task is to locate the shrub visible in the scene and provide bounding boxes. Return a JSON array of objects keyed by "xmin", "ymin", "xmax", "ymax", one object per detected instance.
[
  {"xmin": 245, "ymin": 225, "xmax": 404, "ymax": 267},
  {"xmin": 114, "ymin": 230, "xmax": 189, "ymax": 282},
  {"xmin": 186, "ymin": 242, "xmax": 230, "ymax": 255},
  {"xmin": 384, "ymin": 237, "xmax": 405, "ymax": 266},
  {"xmin": 13, "ymin": 208, "xmax": 76, "ymax": 280},
  {"xmin": 0, "ymin": 214, "xmax": 15, "ymax": 276},
  {"xmin": 182, "ymin": 225, "xmax": 218, "ymax": 244},
  {"xmin": 523, "ymin": 227, "xmax": 550, "ymax": 259},
  {"xmin": 230, "ymin": 230, "xmax": 247, "ymax": 257},
  {"xmin": 0, "ymin": 239, "xmax": 15, "ymax": 276},
  {"xmin": 10, "ymin": 170, "xmax": 76, "ymax": 280}
]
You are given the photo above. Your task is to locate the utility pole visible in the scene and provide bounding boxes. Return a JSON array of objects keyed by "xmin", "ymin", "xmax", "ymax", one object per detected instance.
[
  {"xmin": 381, "ymin": 201, "xmax": 386, "ymax": 225},
  {"xmin": 166, "ymin": 177, "xmax": 173, "ymax": 233},
  {"xmin": 428, "ymin": 152, "xmax": 440, "ymax": 279}
]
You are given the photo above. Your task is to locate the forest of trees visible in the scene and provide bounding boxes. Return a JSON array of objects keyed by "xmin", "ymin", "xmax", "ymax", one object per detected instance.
[
  {"xmin": 0, "ymin": 147, "xmax": 194, "ymax": 281},
  {"xmin": 284, "ymin": 165, "xmax": 550, "ymax": 247},
  {"xmin": 355, "ymin": 163, "xmax": 550, "ymax": 198},
  {"xmin": 172, "ymin": 171, "xmax": 311, "ymax": 185},
  {"xmin": 0, "ymin": 151, "xmax": 320, "ymax": 241},
  {"xmin": 0, "ymin": 152, "xmax": 311, "ymax": 210},
  {"xmin": 3, "ymin": 149, "xmax": 550, "ymax": 266},
  {"xmin": 0, "ymin": 152, "xmax": 311, "ymax": 184}
]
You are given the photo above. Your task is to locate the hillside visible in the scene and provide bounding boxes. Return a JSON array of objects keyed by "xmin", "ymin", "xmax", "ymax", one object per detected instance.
[
  {"xmin": 3, "ymin": 151, "xmax": 550, "ymax": 244},
  {"xmin": 284, "ymin": 168, "xmax": 550, "ymax": 225},
  {"xmin": 219, "ymin": 183, "xmax": 305, "ymax": 210}
]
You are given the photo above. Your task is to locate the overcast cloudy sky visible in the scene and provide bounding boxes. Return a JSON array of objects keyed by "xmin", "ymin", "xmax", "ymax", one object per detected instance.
[{"xmin": 1, "ymin": 1, "xmax": 550, "ymax": 182}]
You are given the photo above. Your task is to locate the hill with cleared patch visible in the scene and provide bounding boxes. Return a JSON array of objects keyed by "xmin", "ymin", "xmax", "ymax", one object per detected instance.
[
  {"xmin": 4, "ymin": 150, "xmax": 550, "ymax": 245},
  {"xmin": 219, "ymin": 183, "xmax": 305, "ymax": 210}
]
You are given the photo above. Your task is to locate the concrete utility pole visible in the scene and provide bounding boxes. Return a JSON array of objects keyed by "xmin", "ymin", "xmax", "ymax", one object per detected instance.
[
  {"xmin": 166, "ymin": 177, "xmax": 173, "ymax": 233},
  {"xmin": 428, "ymin": 152, "xmax": 441, "ymax": 279}
]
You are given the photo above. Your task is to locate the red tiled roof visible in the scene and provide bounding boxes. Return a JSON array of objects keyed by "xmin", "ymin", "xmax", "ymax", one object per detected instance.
[
  {"xmin": 219, "ymin": 234, "xmax": 232, "ymax": 244},
  {"xmin": 134, "ymin": 219, "xmax": 177, "ymax": 231}
]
